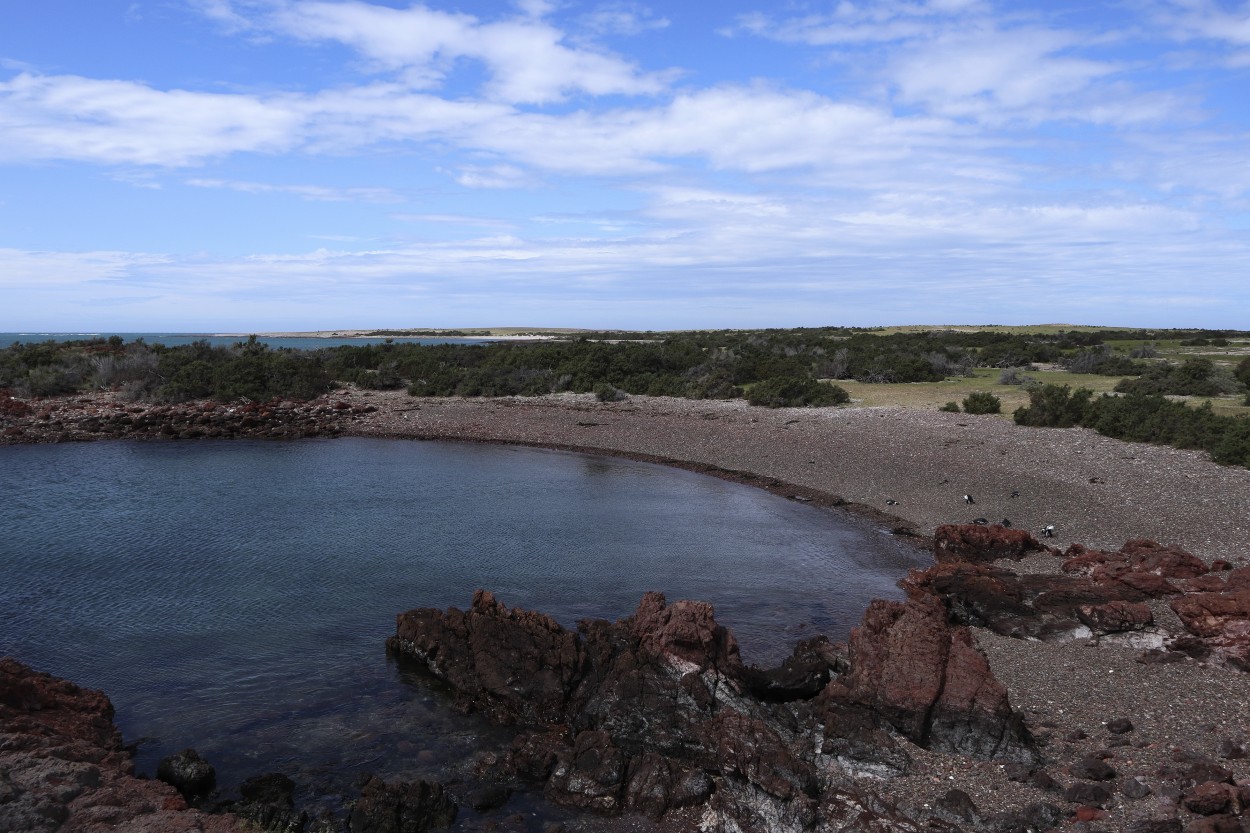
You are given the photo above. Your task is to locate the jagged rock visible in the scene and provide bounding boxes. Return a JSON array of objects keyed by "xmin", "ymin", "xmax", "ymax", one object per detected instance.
[
  {"xmin": 1107, "ymin": 717, "xmax": 1136, "ymax": 735},
  {"xmin": 1080, "ymin": 601, "xmax": 1154, "ymax": 633},
  {"xmin": 846, "ymin": 593, "xmax": 1037, "ymax": 763},
  {"xmin": 348, "ymin": 776, "xmax": 457, "ymax": 833},
  {"xmin": 157, "ymin": 749, "xmax": 217, "ymax": 800},
  {"xmin": 934, "ymin": 524, "xmax": 1049, "ymax": 564},
  {"xmin": 1170, "ymin": 589, "xmax": 1250, "ymax": 671},
  {"xmin": 1121, "ymin": 540, "xmax": 1210, "ymax": 578},
  {"xmin": 0, "ymin": 658, "xmax": 244, "ymax": 833},
  {"xmin": 742, "ymin": 636, "xmax": 836, "ymax": 702},
  {"xmin": 628, "ymin": 591, "xmax": 742, "ymax": 673},
  {"xmin": 388, "ymin": 589, "xmax": 587, "ymax": 725},
  {"xmin": 544, "ymin": 730, "xmax": 626, "ymax": 814}
]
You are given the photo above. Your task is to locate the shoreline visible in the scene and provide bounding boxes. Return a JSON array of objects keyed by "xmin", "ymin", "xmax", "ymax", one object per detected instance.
[
  {"xmin": 337, "ymin": 390, "xmax": 1250, "ymax": 567},
  {"xmin": 3, "ymin": 389, "xmax": 1249, "ymax": 831}
]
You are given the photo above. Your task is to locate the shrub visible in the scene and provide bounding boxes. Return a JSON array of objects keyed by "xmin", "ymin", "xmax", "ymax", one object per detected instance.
[
  {"xmin": 939, "ymin": 401, "xmax": 960, "ymax": 413},
  {"xmin": 747, "ymin": 377, "xmax": 849, "ymax": 408},
  {"xmin": 997, "ymin": 367, "xmax": 1033, "ymax": 386},
  {"xmin": 593, "ymin": 383, "xmax": 628, "ymax": 402},
  {"xmin": 1012, "ymin": 384, "xmax": 1093, "ymax": 428},
  {"xmin": 961, "ymin": 391, "xmax": 1001, "ymax": 415}
]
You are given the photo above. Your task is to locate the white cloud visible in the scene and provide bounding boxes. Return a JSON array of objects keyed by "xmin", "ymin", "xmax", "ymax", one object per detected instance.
[
  {"xmin": 186, "ymin": 177, "xmax": 403, "ymax": 202},
  {"xmin": 0, "ymin": 73, "xmax": 302, "ymax": 165},
  {"xmin": 579, "ymin": 3, "xmax": 670, "ymax": 37},
  {"xmin": 235, "ymin": 0, "xmax": 677, "ymax": 103},
  {"xmin": 445, "ymin": 163, "xmax": 534, "ymax": 189},
  {"xmin": 888, "ymin": 25, "xmax": 1120, "ymax": 121}
]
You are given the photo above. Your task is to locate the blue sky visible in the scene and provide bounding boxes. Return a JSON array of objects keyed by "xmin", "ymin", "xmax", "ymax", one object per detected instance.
[{"xmin": 2, "ymin": 0, "xmax": 1248, "ymax": 331}]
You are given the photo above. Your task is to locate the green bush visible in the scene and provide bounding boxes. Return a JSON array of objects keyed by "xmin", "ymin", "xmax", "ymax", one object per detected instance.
[
  {"xmin": 746, "ymin": 377, "xmax": 849, "ymax": 408},
  {"xmin": 593, "ymin": 383, "xmax": 628, "ymax": 402},
  {"xmin": 1012, "ymin": 384, "xmax": 1094, "ymax": 428},
  {"xmin": 961, "ymin": 391, "xmax": 1001, "ymax": 414},
  {"xmin": 939, "ymin": 401, "xmax": 960, "ymax": 413}
]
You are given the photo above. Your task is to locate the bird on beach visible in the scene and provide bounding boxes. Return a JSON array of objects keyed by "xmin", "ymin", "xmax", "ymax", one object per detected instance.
[
  {"xmin": 1042, "ymin": 524, "xmax": 1056, "ymax": 538},
  {"xmin": 973, "ymin": 517, "xmax": 989, "ymax": 525},
  {"xmin": 885, "ymin": 499, "xmax": 899, "ymax": 506},
  {"xmin": 964, "ymin": 494, "xmax": 976, "ymax": 504},
  {"xmin": 1010, "ymin": 490, "xmax": 1020, "ymax": 499}
]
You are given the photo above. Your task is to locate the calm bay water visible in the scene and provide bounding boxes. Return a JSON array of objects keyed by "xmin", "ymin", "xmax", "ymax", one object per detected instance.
[{"xmin": 0, "ymin": 438, "xmax": 925, "ymax": 813}]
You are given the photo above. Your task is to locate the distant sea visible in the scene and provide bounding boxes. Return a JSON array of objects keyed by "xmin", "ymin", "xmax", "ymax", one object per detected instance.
[{"xmin": 0, "ymin": 332, "xmax": 494, "ymax": 350}]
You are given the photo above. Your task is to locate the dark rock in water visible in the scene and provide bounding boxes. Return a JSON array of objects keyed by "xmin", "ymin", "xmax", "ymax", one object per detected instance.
[
  {"xmin": 237, "ymin": 773, "xmax": 305, "ymax": 833},
  {"xmin": 741, "ymin": 636, "xmax": 838, "ymax": 702},
  {"xmin": 240, "ymin": 772, "xmax": 296, "ymax": 807},
  {"xmin": 846, "ymin": 592, "xmax": 1038, "ymax": 763},
  {"xmin": 157, "ymin": 749, "xmax": 217, "ymax": 800},
  {"xmin": 544, "ymin": 730, "xmax": 627, "ymax": 814},
  {"xmin": 388, "ymin": 589, "xmax": 588, "ymax": 726},
  {"xmin": 468, "ymin": 784, "xmax": 512, "ymax": 813},
  {"xmin": 391, "ymin": 589, "xmax": 1035, "ymax": 829},
  {"xmin": 934, "ymin": 523, "xmax": 1049, "ymax": 564},
  {"xmin": 348, "ymin": 776, "xmax": 457, "ymax": 833},
  {"xmin": 0, "ymin": 658, "xmax": 245, "ymax": 832}
]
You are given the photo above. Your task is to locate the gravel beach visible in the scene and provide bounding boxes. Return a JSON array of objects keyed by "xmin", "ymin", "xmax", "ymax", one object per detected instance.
[{"xmin": 342, "ymin": 390, "xmax": 1250, "ymax": 831}]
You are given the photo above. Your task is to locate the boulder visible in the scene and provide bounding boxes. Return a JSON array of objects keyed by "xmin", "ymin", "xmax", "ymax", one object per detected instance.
[
  {"xmin": 387, "ymin": 589, "xmax": 588, "ymax": 725},
  {"xmin": 846, "ymin": 593, "xmax": 1037, "ymax": 763},
  {"xmin": 156, "ymin": 749, "xmax": 216, "ymax": 800},
  {"xmin": 934, "ymin": 524, "xmax": 1048, "ymax": 564},
  {"xmin": 348, "ymin": 776, "xmax": 457, "ymax": 833}
]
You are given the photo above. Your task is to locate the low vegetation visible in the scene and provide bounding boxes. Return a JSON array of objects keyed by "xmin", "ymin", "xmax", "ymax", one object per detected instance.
[{"xmin": 3, "ymin": 326, "xmax": 1248, "ymax": 463}]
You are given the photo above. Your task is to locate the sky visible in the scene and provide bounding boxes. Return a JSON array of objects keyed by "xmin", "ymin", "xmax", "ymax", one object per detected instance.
[{"xmin": 1, "ymin": 0, "xmax": 1249, "ymax": 332}]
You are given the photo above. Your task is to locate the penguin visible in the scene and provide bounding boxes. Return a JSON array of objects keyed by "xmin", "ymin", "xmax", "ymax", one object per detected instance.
[{"xmin": 964, "ymin": 494, "xmax": 976, "ymax": 504}]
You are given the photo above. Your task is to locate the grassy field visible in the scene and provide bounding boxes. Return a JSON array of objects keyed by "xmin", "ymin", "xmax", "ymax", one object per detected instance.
[{"xmin": 829, "ymin": 368, "xmax": 1250, "ymax": 417}]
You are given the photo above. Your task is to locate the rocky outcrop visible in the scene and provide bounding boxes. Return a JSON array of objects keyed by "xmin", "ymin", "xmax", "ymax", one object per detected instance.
[
  {"xmin": 916, "ymin": 526, "xmax": 1250, "ymax": 669},
  {"xmin": 388, "ymin": 589, "xmax": 1037, "ymax": 831},
  {"xmin": 390, "ymin": 589, "xmax": 588, "ymax": 725},
  {"xmin": 347, "ymin": 776, "xmax": 457, "ymax": 833},
  {"xmin": 847, "ymin": 592, "xmax": 1038, "ymax": 763},
  {"xmin": 934, "ymin": 523, "xmax": 1052, "ymax": 564},
  {"xmin": 0, "ymin": 394, "xmax": 377, "ymax": 445},
  {"xmin": 0, "ymin": 657, "xmax": 245, "ymax": 833}
]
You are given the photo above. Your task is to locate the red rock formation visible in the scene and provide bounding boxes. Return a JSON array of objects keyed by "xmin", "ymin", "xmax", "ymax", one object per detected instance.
[
  {"xmin": 846, "ymin": 593, "xmax": 1037, "ymax": 763},
  {"xmin": 388, "ymin": 589, "xmax": 587, "ymax": 726},
  {"xmin": 0, "ymin": 657, "xmax": 244, "ymax": 833},
  {"xmin": 934, "ymin": 523, "xmax": 1049, "ymax": 564}
]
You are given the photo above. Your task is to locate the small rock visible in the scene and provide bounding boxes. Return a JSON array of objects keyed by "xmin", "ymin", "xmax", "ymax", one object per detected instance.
[
  {"xmin": 936, "ymin": 788, "xmax": 979, "ymax": 823},
  {"xmin": 1070, "ymin": 756, "xmax": 1118, "ymax": 781},
  {"xmin": 1122, "ymin": 777, "xmax": 1154, "ymax": 800},
  {"xmin": 1065, "ymin": 782, "xmax": 1113, "ymax": 807},
  {"xmin": 156, "ymin": 749, "xmax": 216, "ymax": 800},
  {"xmin": 1216, "ymin": 738, "xmax": 1246, "ymax": 760},
  {"xmin": 1107, "ymin": 718, "xmax": 1135, "ymax": 735}
]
